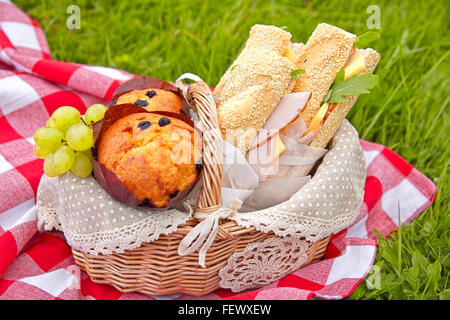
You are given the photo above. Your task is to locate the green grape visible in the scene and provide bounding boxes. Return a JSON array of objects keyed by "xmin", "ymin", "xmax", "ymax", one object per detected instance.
[
  {"xmin": 71, "ymin": 151, "xmax": 93, "ymax": 178},
  {"xmin": 53, "ymin": 145, "xmax": 75, "ymax": 174},
  {"xmin": 51, "ymin": 106, "xmax": 81, "ymax": 132},
  {"xmin": 45, "ymin": 117, "xmax": 57, "ymax": 128},
  {"xmin": 43, "ymin": 154, "xmax": 59, "ymax": 177},
  {"xmin": 84, "ymin": 104, "xmax": 107, "ymax": 125},
  {"xmin": 82, "ymin": 149, "xmax": 93, "ymax": 160},
  {"xmin": 66, "ymin": 122, "xmax": 94, "ymax": 151},
  {"xmin": 34, "ymin": 144, "xmax": 52, "ymax": 159},
  {"xmin": 33, "ymin": 127, "xmax": 64, "ymax": 151}
]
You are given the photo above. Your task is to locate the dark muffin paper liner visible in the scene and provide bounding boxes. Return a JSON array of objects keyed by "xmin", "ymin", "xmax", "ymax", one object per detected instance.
[{"xmin": 91, "ymin": 76, "xmax": 202, "ymax": 211}]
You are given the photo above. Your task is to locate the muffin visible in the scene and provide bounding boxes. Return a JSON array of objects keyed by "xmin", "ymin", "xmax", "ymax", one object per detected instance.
[
  {"xmin": 114, "ymin": 88, "xmax": 183, "ymax": 113},
  {"xmin": 97, "ymin": 112, "xmax": 202, "ymax": 208}
]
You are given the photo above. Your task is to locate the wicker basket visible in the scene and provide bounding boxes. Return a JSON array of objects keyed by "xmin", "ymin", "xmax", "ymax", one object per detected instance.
[{"xmin": 72, "ymin": 81, "xmax": 331, "ymax": 296}]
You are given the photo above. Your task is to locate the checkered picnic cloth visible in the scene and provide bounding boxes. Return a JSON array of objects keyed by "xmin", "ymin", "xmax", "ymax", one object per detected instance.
[{"xmin": 0, "ymin": 1, "xmax": 437, "ymax": 300}]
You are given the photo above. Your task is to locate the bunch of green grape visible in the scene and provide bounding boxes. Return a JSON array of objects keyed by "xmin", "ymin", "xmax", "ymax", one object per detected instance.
[{"xmin": 33, "ymin": 104, "xmax": 108, "ymax": 178}]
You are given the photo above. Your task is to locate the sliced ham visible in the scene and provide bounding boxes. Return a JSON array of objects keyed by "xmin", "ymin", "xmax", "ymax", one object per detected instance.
[{"xmin": 248, "ymin": 91, "xmax": 311, "ymax": 150}]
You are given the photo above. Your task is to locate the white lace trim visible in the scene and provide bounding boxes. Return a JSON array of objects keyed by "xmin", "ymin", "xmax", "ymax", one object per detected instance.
[
  {"xmin": 62, "ymin": 209, "xmax": 192, "ymax": 255},
  {"xmin": 36, "ymin": 173, "xmax": 194, "ymax": 255},
  {"xmin": 230, "ymin": 209, "xmax": 360, "ymax": 242}
]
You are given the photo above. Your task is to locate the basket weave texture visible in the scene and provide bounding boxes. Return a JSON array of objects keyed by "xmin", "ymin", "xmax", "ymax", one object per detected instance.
[{"xmin": 72, "ymin": 81, "xmax": 331, "ymax": 296}]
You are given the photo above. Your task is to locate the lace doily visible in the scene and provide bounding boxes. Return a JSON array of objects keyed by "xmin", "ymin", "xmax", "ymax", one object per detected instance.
[
  {"xmin": 218, "ymin": 236, "xmax": 308, "ymax": 292},
  {"xmin": 229, "ymin": 120, "xmax": 366, "ymax": 242},
  {"xmin": 36, "ymin": 174, "xmax": 194, "ymax": 255}
]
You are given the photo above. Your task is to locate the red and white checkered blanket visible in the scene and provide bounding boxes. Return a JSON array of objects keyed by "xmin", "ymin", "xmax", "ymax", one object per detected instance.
[{"xmin": 0, "ymin": 1, "xmax": 437, "ymax": 300}]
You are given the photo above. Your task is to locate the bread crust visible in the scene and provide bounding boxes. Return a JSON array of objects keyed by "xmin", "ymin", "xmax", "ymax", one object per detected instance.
[
  {"xmin": 294, "ymin": 23, "xmax": 357, "ymax": 126},
  {"xmin": 214, "ymin": 24, "xmax": 295, "ymax": 153},
  {"xmin": 310, "ymin": 48, "xmax": 380, "ymax": 148}
]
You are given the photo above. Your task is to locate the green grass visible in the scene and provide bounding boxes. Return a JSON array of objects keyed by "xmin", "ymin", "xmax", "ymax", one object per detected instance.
[{"xmin": 14, "ymin": 0, "xmax": 449, "ymax": 300}]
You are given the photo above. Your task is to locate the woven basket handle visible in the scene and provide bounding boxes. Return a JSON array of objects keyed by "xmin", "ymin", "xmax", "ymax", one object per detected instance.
[{"xmin": 185, "ymin": 81, "xmax": 223, "ymax": 212}]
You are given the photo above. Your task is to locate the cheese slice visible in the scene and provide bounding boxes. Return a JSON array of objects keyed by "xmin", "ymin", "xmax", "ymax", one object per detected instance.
[
  {"xmin": 274, "ymin": 134, "xmax": 286, "ymax": 157},
  {"xmin": 343, "ymin": 49, "xmax": 366, "ymax": 80},
  {"xmin": 304, "ymin": 103, "xmax": 328, "ymax": 136},
  {"xmin": 247, "ymin": 133, "xmax": 286, "ymax": 175},
  {"xmin": 283, "ymin": 47, "xmax": 297, "ymax": 63},
  {"xmin": 248, "ymin": 92, "xmax": 310, "ymax": 151}
]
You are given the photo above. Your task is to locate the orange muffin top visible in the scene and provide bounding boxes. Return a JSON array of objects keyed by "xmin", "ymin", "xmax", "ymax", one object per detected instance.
[{"xmin": 115, "ymin": 88, "xmax": 183, "ymax": 114}]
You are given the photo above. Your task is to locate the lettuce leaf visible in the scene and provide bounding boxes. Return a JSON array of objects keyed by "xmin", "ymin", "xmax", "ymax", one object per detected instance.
[
  {"xmin": 291, "ymin": 69, "xmax": 306, "ymax": 80},
  {"xmin": 323, "ymin": 72, "xmax": 379, "ymax": 104},
  {"xmin": 354, "ymin": 31, "xmax": 381, "ymax": 49}
]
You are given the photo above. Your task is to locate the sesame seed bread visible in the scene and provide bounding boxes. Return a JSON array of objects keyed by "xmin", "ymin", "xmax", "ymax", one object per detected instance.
[
  {"xmin": 293, "ymin": 23, "xmax": 357, "ymax": 126},
  {"xmin": 310, "ymin": 48, "xmax": 380, "ymax": 148},
  {"xmin": 291, "ymin": 42, "xmax": 305, "ymax": 58},
  {"xmin": 214, "ymin": 24, "xmax": 296, "ymax": 154}
]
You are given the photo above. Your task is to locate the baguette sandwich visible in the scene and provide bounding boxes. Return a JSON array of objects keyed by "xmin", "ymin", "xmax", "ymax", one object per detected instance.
[
  {"xmin": 215, "ymin": 23, "xmax": 380, "ymax": 166},
  {"xmin": 308, "ymin": 47, "xmax": 380, "ymax": 148},
  {"xmin": 214, "ymin": 24, "xmax": 296, "ymax": 154}
]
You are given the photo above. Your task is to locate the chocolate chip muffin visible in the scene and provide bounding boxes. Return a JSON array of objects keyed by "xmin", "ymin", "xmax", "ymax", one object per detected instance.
[
  {"xmin": 114, "ymin": 88, "xmax": 183, "ymax": 113},
  {"xmin": 97, "ymin": 112, "xmax": 202, "ymax": 208}
]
